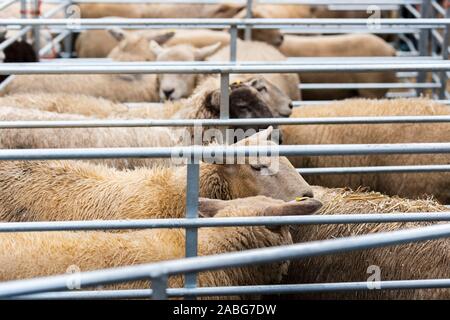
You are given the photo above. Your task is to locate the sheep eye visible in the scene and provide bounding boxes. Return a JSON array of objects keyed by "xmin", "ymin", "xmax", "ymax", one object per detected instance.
[
  {"xmin": 257, "ymin": 86, "xmax": 267, "ymax": 92},
  {"xmin": 250, "ymin": 164, "xmax": 263, "ymax": 171}
]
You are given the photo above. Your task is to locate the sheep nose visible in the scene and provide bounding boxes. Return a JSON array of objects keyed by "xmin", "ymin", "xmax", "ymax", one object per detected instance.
[
  {"xmin": 163, "ymin": 89, "xmax": 174, "ymax": 99},
  {"xmin": 288, "ymin": 102, "xmax": 293, "ymax": 109}
]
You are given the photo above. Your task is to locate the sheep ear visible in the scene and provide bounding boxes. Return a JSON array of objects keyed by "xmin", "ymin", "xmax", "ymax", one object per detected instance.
[
  {"xmin": 108, "ymin": 27, "xmax": 127, "ymax": 42},
  {"xmin": 204, "ymin": 89, "xmax": 221, "ymax": 113},
  {"xmin": 151, "ymin": 31, "xmax": 175, "ymax": 45},
  {"xmin": 263, "ymin": 199, "xmax": 322, "ymax": 217},
  {"xmin": 198, "ymin": 198, "xmax": 227, "ymax": 218},
  {"xmin": 0, "ymin": 50, "xmax": 5, "ymax": 62},
  {"xmin": 194, "ymin": 42, "xmax": 221, "ymax": 61},
  {"xmin": 149, "ymin": 40, "xmax": 165, "ymax": 57},
  {"xmin": 213, "ymin": 4, "xmax": 245, "ymax": 18}
]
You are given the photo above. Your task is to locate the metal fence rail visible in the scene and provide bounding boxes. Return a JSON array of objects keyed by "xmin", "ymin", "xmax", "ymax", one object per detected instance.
[
  {"xmin": 0, "ymin": 0, "xmax": 449, "ymax": 300},
  {"xmin": 0, "ymin": 223, "xmax": 449, "ymax": 299}
]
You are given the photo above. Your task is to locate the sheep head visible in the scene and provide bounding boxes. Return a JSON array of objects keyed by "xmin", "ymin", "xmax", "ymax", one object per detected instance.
[
  {"xmin": 150, "ymin": 42, "xmax": 221, "ymax": 101},
  {"xmin": 107, "ymin": 28, "xmax": 175, "ymax": 62},
  {"xmin": 233, "ymin": 75, "xmax": 293, "ymax": 118},
  {"xmin": 197, "ymin": 195, "xmax": 322, "ymax": 288},
  {"xmin": 233, "ymin": 9, "xmax": 284, "ymax": 47},
  {"xmin": 199, "ymin": 195, "xmax": 322, "ymax": 219},
  {"xmin": 200, "ymin": 127, "xmax": 315, "ymax": 202},
  {"xmin": 204, "ymin": 76, "xmax": 291, "ymax": 130}
]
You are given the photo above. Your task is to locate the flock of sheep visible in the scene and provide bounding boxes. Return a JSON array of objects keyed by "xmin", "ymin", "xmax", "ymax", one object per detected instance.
[{"xmin": 0, "ymin": 1, "xmax": 449, "ymax": 299}]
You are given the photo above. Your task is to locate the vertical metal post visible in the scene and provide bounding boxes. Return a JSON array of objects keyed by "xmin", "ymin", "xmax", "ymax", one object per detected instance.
[
  {"xmin": 32, "ymin": 0, "xmax": 40, "ymax": 56},
  {"xmin": 184, "ymin": 162, "xmax": 199, "ymax": 300},
  {"xmin": 417, "ymin": 0, "xmax": 431, "ymax": 96},
  {"xmin": 438, "ymin": 5, "xmax": 449, "ymax": 99},
  {"xmin": 152, "ymin": 274, "xmax": 168, "ymax": 300},
  {"xmin": 229, "ymin": 24, "xmax": 237, "ymax": 62},
  {"xmin": 244, "ymin": 0, "xmax": 253, "ymax": 41},
  {"xmin": 220, "ymin": 73, "xmax": 230, "ymax": 119},
  {"xmin": 64, "ymin": 0, "xmax": 73, "ymax": 58},
  {"xmin": 20, "ymin": 0, "xmax": 27, "ymax": 42}
]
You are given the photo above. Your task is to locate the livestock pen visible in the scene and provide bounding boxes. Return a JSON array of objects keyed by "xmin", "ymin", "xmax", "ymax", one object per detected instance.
[{"xmin": 0, "ymin": 0, "xmax": 449, "ymax": 300}]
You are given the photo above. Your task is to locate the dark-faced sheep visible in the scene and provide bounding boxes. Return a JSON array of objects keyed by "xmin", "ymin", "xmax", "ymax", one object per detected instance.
[
  {"xmin": 0, "ymin": 28, "xmax": 37, "ymax": 84},
  {"xmin": 0, "ymin": 81, "xmax": 278, "ymax": 169}
]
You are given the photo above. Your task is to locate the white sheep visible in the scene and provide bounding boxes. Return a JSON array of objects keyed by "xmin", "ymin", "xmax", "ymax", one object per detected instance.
[
  {"xmin": 0, "ymin": 127, "xmax": 315, "ymax": 222},
  {"xmin": 0, "ymin": 195, "xmax": 322, "ymax": 298},
  {"xmin": 279, "ymin": 34, "xmax": 397, "ymax": 100},
  {"xmin": 286, "ymin": 186, "xmax": 449, "ymax": 300},
  {"xmin": 282, "ymin": 98, "xmax": 450, "ymax": 204},
  {"xmin": 2, "ymin": 29, "xmax": 174, "ymax": 102}
]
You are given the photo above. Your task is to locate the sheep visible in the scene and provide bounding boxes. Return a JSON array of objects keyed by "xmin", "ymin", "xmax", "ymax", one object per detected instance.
[
  {"xmin": 79, "ymin": 3, "xmax": 245, "ymax": 19},
  {"xmin": 0, "ymin": 28, "xmax": 37, "ymax": 83},
  {"xmin": 284, "ymin": 186, "xmax": 449, "ymax": 300},
  {"xmin": 279, "ymin": 34, "xmax": 397, "ymax": 100},
  {"xmin": 149, "ymin": 41, "xmax": 222, "ymax": 101},
  {"xmin": 233, "ymin": 5, "xmax": 311, "ymax": 46},
  {"xmin": 0, "ymin": 73, "xmax": 294, "ymax": 122},
  {"xmin": 74, "ymin": 22, "xmax": 174, "ymax": 58},
  {"xmin": 0, "ymin": 80, "xmax": 279, "ymax": 169},
  {"xmin": 0, "ymin": 127, "xmax": 315, "ymax": 222},
  {"xmin": 205, "ymin": 40, "xmax": 300, "ymax": 100},
  {"xmin": 282, "ymin": 98, "xmax": 450, "ymax": 204},
  {"xmin": 1, "ymin": 29, "xmax": 175, "ymax": 102},
  {"xmin": 0, "ymin": 195, "xmax": 322, "ymax": 297}
]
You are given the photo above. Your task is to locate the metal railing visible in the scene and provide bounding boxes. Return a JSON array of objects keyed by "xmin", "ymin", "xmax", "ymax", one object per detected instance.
[
  {"xmin": 0, "ymin": 222, "xmax": 449, "ymax": 299},
  {"xmin": 0, "ymin": 0, "xmax": 449, "ymax": 300}
]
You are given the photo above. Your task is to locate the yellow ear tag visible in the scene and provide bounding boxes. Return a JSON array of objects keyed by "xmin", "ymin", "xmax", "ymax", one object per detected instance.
[{"xmin": 295, "ymin": 197, "xmax": 308, "ymax": 202}]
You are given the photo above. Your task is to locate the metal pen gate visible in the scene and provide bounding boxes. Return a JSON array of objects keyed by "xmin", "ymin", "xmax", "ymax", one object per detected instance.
[{"xmin": 0, "ymin": 0, "xmax": 449, "ymax": 299}]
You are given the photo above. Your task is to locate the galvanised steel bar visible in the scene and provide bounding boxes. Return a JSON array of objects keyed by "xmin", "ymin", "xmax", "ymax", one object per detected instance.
[
  {"xmin": 0, "ymin": 26, "xmax": 31, "ymax": 51},
  {"xmin": 18, "ymin": 56, "xmax": 444, "ymax": 65},
  {"xmin": 0, "ymin": 143, "xmax": 449, "ymax": 161},
  {"xmin": 1, "ymin": 213, "xmax": 450, "ymax": 233},
  {"xmin": 13, "ymin": 279, "xmax": 450, "ymax": 299},
  {"xmin": 32, "ymin": 0, "xmax": 40, "ymax": 56},
  {"xmin": 297, "ymin": 164, "xmax": 450, "ymax": 175},
  {"xmin": 2, "ymin": 116, "xmax": 450, "ymax": 129},
  {"xmin": 63, "ymin": 0, "xmax": 73, "ymax": 58},
  {"xmin": 185, "ymin": 163, "xmax": 200, "ymax": 299},
  {"xmin": 151, "ymin": 274, "xmax": 168, "ymax": 300},
  {"xmin": 299, "ymin": 82, "xmax": 440, "ymax": 89},
  {"xmin": 292, "ymin": 96, "xmax": 450, "ymax": 108},
  {"xmin": 418, "ymin": 0, "xmax": 432, "ymax": 96},
  {"xmin": 0, "ymin": 0, "xmax": 18, "ymax": 12},
  {"xmin": 20, "ymin": 0, "xmax": 26, "ymax": 41},
  {"xmin": 0, "ymin": 223, "xmax": 449, "ymax": 298},
  {"xmin": 1, "ymin": 18, "xmax": 450, "ymax": 29},
  {"xmin": 244, "ymin": 0, "xmax": 252, "ymax": 41},
  {"xmin": 229, "ymin": 25, "xmax": 237, "ymax": 62},
  {"xmin": 3, "ymin": 61, "xmax": 450, "ymax": 74},
  {"xmin": 439, "ymin": 6, "xmax": 449, "ymax": 98},
  {"xmin": 0, "ymin": 0, "xmax": 70, "ymax": 50},
  {"xmin": 432, "ymin": 0, "xmax": 447, "ymax": 16},
  {"xmin": 69, "ymin": 0, "xmax": 423, "ymax": 4},
  {"xmin": 220, "ymin": 73, "xmax": 230, "ymax": 119},
  {"xmin": 38, "ymin": 29, "xmax": 70, "ymax": 57}
]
